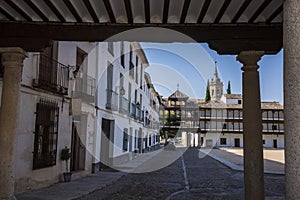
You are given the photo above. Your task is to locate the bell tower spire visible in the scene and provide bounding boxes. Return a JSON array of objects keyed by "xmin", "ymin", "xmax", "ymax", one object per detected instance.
[{"xmin": 209, "ymin": 60, "xmax": 224, "ymax": 101}]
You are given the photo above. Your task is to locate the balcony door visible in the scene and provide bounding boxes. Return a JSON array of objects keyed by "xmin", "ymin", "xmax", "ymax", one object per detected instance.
[{"xmin": 106, "ymin": 63, "xmax": 113, "ymax": 109}]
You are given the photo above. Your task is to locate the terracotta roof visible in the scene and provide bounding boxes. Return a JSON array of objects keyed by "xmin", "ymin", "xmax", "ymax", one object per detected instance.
[
  {"xmin": 168, "ymin": 89, "xmax": 189, "ymax": 100},
  {"xmin": 223, "ymin": 94, "xmax": 242, "ymax": 99},
  {"xmin": 191, "ymin": 100, "xmax": 283, "ymax": 110},
  {"xmin": 261, "ymin": 102, "xmax": 283, "ymax": 110}
]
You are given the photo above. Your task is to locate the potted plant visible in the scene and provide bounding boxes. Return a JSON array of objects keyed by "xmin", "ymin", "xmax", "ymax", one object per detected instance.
[{"xmin": 61, "ymin": 146, "xmax": 72, "ymax": 182}]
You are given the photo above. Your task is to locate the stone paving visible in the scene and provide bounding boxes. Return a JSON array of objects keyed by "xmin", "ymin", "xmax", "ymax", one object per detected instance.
[
  {"xmin": 200, "ymin": 147, "xmax": 284, "ymax": 174},
  {"xmin": 17, "ymin": 147, "xmax": 285, "ymax": 200},
  {"xmin": 78, "ymin": 148, "xmax": 284, "ymax": 200}
]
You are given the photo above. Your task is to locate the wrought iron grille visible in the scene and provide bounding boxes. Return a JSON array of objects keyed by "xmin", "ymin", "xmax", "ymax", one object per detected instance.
[
  {"xmin": 72, "ymin": 73, "xmax": 96, "ymax": 102},
  {"xmin": 33, "ymin": 99, "xmax": 59, "ymax": 169},
  {"xmin": 106, "ymin": 89, "xmax": 118, "ymax": 111},
  {"xmin": 33, "ymin": 54, "xmax": 69, "ymax": 95}
]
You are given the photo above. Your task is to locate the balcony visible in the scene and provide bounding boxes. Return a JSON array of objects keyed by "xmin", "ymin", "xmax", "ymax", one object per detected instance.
[
  {"xmin": 33, "ymin": 54, "xmax": 69, "ymax": 95},
  {"xmin": 72, "ymin": 73, "xmax": 96, "ymax": 103},
  {"xmin": 119, "ymin": 96, "xmax": 129, "ymax": 115},
  {"xmin": 106, "ymin": 89, "xmax": 118, "ymax": 111},
  {"xmin": 130, "ymin": 102, "xmax": 136, "ymax": 118}
]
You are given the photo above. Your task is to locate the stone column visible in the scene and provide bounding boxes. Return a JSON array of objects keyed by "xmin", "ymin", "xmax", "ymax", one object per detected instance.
[
  {"xmin": 237, "ymin": 51, "xmax": 264, "ymax": 200},
  {"xmin": 0, "ymin": 47, "xmax": 27, "ymax": 200},
  {"xmin": 284, "ymin": 1, "xmax": 300, "ymax": 199}
]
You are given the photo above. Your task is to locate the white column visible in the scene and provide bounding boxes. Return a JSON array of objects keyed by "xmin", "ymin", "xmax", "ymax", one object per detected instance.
[
  {"xmin": 0, "ymin": 47, "xmax": 27, "ymax": 200},
  {"xmin": 284, "ymin": 1, "xmax": 300, "ymax": 199},
  {"xmin": 237, "ymin": 51, "xmax": 264, "ymax": 200}
]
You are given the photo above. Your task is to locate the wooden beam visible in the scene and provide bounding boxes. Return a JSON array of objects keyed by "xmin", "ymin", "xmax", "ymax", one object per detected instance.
[
  {"xmin": 124, "ymin": 0, "xmax": 133, "ymax": 24},
  {"xmin": 266, "ymin": 5, "xmax": 283, "ymax": 24},
  {"xmin": 23, "ymin": 0, "xmax": 49, "ymax": 22},
  {"xmin": 4, "ymin": 0, "xmax": 32, "ymax": 21},
  {"xmin": 231, "ymin": 0, "xmax": 251, "ymax": 23},
  {"xmin": 103, "ymin": 0, "xmax": 116, "ymax": 23},
  {"xmin": 180, "ymin": 0, "xmax": 191, "ymax": 24},
  {"xmin": 249, "ymin": 0, "xmax": 272, "ymax": 23},
  {"xmin": 197, "ymin": 0, "xmax": 211, "ymax": 23},
  {"xmin": 0, "ymin": 22, "xmax": 283, "ymax": 54},
  {"xmin": 162, "ymin": 0, "xmax": 170, "ymax": 24},
  {"xmin": 214, "ymin": 0, "xmax": 231, "ymax": 23},
  {"xmin": 144, "ymin": 0, "xmax": 150, "ymax": 24},
  {"xmin": 0, "ymin": 7, "xmax": 15, "ymax": 21},
  {"xmin": 44, "ymin": 0, "xmax": 66, "ymax": 22},
  {"xmin": 83, "ymin": 0, "xmax": 99, "ymax": 23},
  {"xmin": 63, "ymin": 0, "xmax": 82, "ymax": 23}
]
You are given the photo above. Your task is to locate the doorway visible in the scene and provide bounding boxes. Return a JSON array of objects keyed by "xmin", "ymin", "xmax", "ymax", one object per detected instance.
[
  {"xmin": 234, "ymin": 138, "xmax": 240, "ymax": 147},
  {"xmin": 273, "ymin": 139, "xmax": 278, "ymax": 148},
  {"xmin": 71, "ymin": 122, "xmax": 86, "ymax": 171},
  {"xmin": 100, "ymin": 118, "xmax": 114, "ymax": 170}
]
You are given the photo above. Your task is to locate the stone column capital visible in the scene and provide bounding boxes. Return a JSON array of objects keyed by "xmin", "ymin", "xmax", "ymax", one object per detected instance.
[
  {"xmin": 0, "ymin": 47, "xmax": 27, "ymax": 67},
  {"xmin": 237, "ymin": 51, "xmax": 264, "ymax": 71}
]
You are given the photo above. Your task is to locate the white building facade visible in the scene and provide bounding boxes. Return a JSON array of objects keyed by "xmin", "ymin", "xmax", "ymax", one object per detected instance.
[
  {"xmin": 94, "ymin": 42, "xmax": 160, "ymax": 169},
  {"xmin": 0, "ymin": 41, "xmax": 161, "ymax": 193}
]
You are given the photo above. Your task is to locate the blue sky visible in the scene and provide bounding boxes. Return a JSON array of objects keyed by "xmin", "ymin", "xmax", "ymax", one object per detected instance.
[{"xmin": 141, "ymin": 43, "xmax": 283, "ymax": 104}]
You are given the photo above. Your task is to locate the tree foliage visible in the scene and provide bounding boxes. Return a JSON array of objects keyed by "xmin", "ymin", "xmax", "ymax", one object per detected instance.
[
  {"xmin": 227, "ymin": 81, "xmax": 231, "ymax": 94},
  {"xmin": 205, "ymin": 80, "xmax": 211, "ymax": 102}
]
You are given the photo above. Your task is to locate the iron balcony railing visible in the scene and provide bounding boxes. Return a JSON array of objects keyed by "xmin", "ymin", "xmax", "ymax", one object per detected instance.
[
  {"xmin": 72, "ymin": 73, "xmax": 96, "ymax": 103},
  {"xmin": 119, "ymin": 96, "xmax": 129, "ymax": 115},
  {"xmin": 136, "ymin": 107, "xmax": 141, "ymax": 121},
  {"xmin": 33, "ymin": 54, "xmax": 69, "ymax": 95},
  {"xmin": 106, "ymin": 89, "xmax": 118, "ymax": 111},
  {"xmin": 130, "ymin": 102, "xmax": 136, "ymax": 118}
]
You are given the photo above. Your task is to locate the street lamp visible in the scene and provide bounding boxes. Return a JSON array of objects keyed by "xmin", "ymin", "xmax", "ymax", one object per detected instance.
[{"xmin": 115, "ymin": 85, "xmax": 125, "ymax": 96}]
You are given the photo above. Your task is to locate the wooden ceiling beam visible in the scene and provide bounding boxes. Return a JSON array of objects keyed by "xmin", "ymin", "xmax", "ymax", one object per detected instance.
[
  {"xmin": 249, "ymin": 0, "xmax": 272, "ymax": 23},
  {"xmin": 197, "ymin": 0, "xmax": 211, "ymax": 23},
  {"xmin": 180, "ymin": 0, "xmax": 191, "ymax": 24},
  {"xmin": 103, "ymin": 0, "xmax": 116, "ymax": 23},
  {"xmin": 63, "ymin": 0, "xmax": 82, "ymax": 23},
  {"xmin": 23, "ymin": 0, "xmax": 49, "ymax": 22},
  {"xmin": 44, "ymin": 0, "xmax": 66, "ymax": 22},
  {"xmin": 266, "ymin": 5, "xmax": 283, "ymax": 24},
  {"xmin": 83, "ymin": 0, "xmax": 99, "ymax": 23},
  {"xmin": 144, "ymin": 0, "xmax": 150, "ymax": 24},
  {"xmin": 0, "ymin": 7, "xmax": 15, "ymax": 21},
  {"xmin": 0, "ymin": 22, "xmax": 282, "ymax": 54},
  {"xmin": 124, "ymin": 0, "xmax": 133, "ymax": 24},
  {"xmin": 162, "ymin": 0, "xmax": 170, "ymax": 24},
  {"xmin": 231, "ymin": 0, "xmax": 251, "ymax": 23},
  {"xmin": 214, "ymin": 0, "xmax": 231, "ymax": 23},
  {"xmin": 4, "ymin": 0, "xmax": 32, "ymax": 21}
]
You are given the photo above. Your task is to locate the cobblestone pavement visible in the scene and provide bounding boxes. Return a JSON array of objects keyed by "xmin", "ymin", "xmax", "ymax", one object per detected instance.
[{"xmin": 78, "ymin": 148, "xmax": 285, "ymax": 200}]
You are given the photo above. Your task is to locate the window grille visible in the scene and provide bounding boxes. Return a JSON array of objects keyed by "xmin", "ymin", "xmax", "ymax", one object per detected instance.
[{"xmin": 33, "ymin": 99, "xmax": 59, "ymax": 169}]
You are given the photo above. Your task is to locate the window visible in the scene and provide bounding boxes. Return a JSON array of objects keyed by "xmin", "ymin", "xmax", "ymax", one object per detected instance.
[
  {"xmin": 272, "ymin": 124, "xmax": 278, "ymax": 130},
  {"xmin": 222, "ymin": 123, "xmax": 227, "ymax": 129},
  {"xmin": 108, "ymin": 42, "xmax": 114, "ymax": 56},
  {"xmin": 123, "ymin": 128, "xmax": 128, "ymax": 151},
  {"xmin": 238, "ymin": 100, "xmax": 242, "ymax": 104},
  {"xmin": 135, "ymin": 57, "xmax": 139, "ymax": 84},
  {"xmin": 140, "ymin": 64, "xmax": 143, "ymax": 87},
  {"xmin": 263, "ymin": 140, "xmax": 265, "ymax": 145},
  {"xmin": 33, "ymin": 99, "xmax": 59, "ymax": 169},
  {"xmin": 220, "ymin": 138, "xmax": 227, "ymax": 145},
  {"xmin": 129, "ymin": 62, "xmax": 134, "ymax": 78},
  {"xmin": 120, "ymin": 42, "xmax": 125, "ymax": 68}
]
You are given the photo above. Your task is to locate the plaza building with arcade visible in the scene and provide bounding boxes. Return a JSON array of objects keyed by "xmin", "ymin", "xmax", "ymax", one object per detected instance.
[{"xmin": 160, "ymin": 67, "xmax": 284, "ymax": 149}]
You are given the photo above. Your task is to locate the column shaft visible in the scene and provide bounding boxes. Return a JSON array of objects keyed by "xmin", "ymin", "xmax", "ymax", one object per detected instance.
[
  {"xmin": 284, "ymin": 1, "xmax": 300, "ymax": 199},
  {"xmin": 0, "ymin": 48, "xmax": 26, "ymax": 200},
  {"xmin": 237, "ymin": 51, "xmax": 264, "ymax": 200}
]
